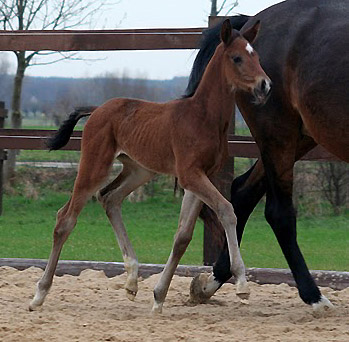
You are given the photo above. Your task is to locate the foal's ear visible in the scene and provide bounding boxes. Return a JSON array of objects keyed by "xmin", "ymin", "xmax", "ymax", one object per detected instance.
[
  {"xmin": 242, "ymin": 20, "xmax": 261, "ymax": 43},
  {"xmin": 220, "ymin": 19, "xmax": 232, "ymax": 45}
]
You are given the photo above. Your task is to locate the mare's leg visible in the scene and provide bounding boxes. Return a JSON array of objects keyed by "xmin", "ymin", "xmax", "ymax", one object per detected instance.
[
  {"xmin": 190, "ymin": 160, "xmax": 266, "ymax": 302},
  {"xmin": 152, "ymin": 190, "xmax": 203, "ymax": 313},
  {"xmin": 97, "ymin": 155, "xmax": 155, "ymax": 300},
  {"xmin": 262, "ymin": 140, "xmax": 333, "ymax": 311},
  {"xmin": 29, "ymin": 126, "xmax": 116, "ymax": 311}
]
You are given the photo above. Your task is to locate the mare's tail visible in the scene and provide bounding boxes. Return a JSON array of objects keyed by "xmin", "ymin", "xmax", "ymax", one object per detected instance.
[{"xmin": 46, "ymin": 106, "xmax": 98, "ymax": 151}]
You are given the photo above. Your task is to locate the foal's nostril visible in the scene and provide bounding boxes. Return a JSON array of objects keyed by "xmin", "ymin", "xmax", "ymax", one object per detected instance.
[
  {"xmin": 252, "ymin": 79, "xmax": 272, "ymax": 105},
  {"xmin": 260, "ymin": 79, "xmax": 271, "ymax": 95},
  {"xmin": 261, "ymin": 79, "xmax": 266, "ymax": 92},
  {"xmin": 259, "ymin": 79, "xmax": 272, "ymax": 97}
]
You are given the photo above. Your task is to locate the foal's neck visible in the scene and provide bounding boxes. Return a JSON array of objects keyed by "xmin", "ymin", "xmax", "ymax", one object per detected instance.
[{"xmin": 191, "ymin": 46, "xmax": 236, "ymax": 128}]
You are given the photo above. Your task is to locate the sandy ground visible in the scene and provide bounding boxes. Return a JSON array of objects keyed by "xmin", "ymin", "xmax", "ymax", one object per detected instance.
[{"xmin": 1, "ymin": 266, "xmax": 349, "ymax": 342}]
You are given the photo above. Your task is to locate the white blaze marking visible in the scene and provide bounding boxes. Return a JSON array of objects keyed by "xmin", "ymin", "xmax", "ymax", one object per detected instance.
[{"xmin": 246, "ymin": 43, "xmax": 254, "ymax": 55}]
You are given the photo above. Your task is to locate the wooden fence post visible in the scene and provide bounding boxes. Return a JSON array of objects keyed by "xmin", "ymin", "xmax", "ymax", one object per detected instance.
[
  {"xmin": 202, "ymin": 16, "xmax": 236, "ymax": 266},
  {"xmin": 0, "ymin": 101, "xmax": 8, "ymax": 216}
]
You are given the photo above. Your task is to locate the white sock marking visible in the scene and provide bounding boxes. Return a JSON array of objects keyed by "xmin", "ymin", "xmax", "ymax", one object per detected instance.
[{"xmin": 312, "ymin": 295, "xmax": 334, "ymax": 311}]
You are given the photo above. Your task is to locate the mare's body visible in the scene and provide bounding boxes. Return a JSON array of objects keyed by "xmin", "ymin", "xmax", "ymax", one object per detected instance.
[{"xmin": 187, "ymin": 0, "xmax": 348, "ymax": 309}]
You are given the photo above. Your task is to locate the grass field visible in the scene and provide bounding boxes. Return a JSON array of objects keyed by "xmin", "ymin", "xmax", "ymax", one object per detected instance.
[{"xmin": 1, "ymin": 189, "xmax": 348, "ymax": 271}]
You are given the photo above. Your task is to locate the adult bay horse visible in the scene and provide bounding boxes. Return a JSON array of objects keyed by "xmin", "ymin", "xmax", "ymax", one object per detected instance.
[
  {"xmin": 187, "ymin": 0, "xmax": 349, "ymax": 311},
  {"xmin": 29, "ymin": 20, "xmax": 271, "ymax": 314}
]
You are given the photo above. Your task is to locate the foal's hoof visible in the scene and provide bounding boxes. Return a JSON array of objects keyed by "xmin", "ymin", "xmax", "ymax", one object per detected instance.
[
  {"xmin": 28, "ymin": 302, "xmax": 38, "ymax": 312},
  {"xmin": 28, "ymin": 287, "xmax": 48, "ymax": 311},
  {"xmin": 236, "ymin": 281, "xmax": 250, "ymax": 301},
  {"xmin": 28, "ymin": 299, "xmax": 42, "ymax": 312},
  {"xmin": 189, "ymin": 274, "xmax": 215, "ymax": 304},
  {"xmin": 125, "ymin": 288, "xmax": 137, "ymax": 301},
  {"xmin": 151, "ymin": 301, "xmax": 163, "ymax": 315},
  {"xmin": 312, "ymin": 295, "xmax": 334, "ymax": 316},
  {"xmin": 124, "ymin": 279, "xmax": 138, "ymax": 301}
]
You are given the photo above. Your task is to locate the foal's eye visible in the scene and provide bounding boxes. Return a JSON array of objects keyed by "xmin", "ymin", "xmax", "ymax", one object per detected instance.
[{"xmin": 232, "ymin": 56, "xmax": 242, "ymax": 64}]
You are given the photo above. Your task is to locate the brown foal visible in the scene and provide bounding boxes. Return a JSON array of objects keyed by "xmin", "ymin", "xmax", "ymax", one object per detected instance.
[{"xmin": 29, "ymin": 20, "xmax": 271, "ymax": 314}]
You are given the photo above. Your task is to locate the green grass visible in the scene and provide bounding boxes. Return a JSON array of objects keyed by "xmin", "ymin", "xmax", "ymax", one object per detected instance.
[
  {"xmin": 0, "ymin": 190, "xmax": 348, "ymax": 271},
  {"xmin": 18, "ymin": 149, "xmax": 81, "ymax": 162},
  {"xmin": 0, "ymin": 191, "xmax": 203, "ymax": 265},
  {"xmin": 241, "ymin": 207, "xmax": 349, "ymax": 271}
]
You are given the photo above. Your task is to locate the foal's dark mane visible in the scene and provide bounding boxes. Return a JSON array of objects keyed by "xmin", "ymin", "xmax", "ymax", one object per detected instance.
[{"xmin": 184, "ymin": 15, "xmax": 250, "ymax": 98}]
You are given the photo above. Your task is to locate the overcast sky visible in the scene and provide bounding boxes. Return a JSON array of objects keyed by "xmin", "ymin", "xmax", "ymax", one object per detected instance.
[{"xmin": 7, "ymin": 0, "xmax": 283, "ymax": 79}]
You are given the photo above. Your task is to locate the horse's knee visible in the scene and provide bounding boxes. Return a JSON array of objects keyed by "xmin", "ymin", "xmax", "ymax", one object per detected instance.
[
  {"xmin": 173, "ymin": 230, "xmax": 193, "ymax": 257},
  {"xmin": 98, "ymin": 190, "xmax": 122, "ymax": 216},
  {"xmin": 175, "ymin": 230, "xmax": 192, "ymax": 247},
  {"xmin": 216, "ymin": 201, "xmax": 237, "ymax": 227}
]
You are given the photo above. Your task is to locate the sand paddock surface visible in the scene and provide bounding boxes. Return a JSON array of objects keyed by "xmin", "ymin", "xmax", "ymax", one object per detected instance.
[{"xmin": 1, "ymin": 266, "xmax": 349, "ymax": 342}]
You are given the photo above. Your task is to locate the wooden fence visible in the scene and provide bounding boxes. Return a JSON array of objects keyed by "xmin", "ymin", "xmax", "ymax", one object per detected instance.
[{"xmin": 0, "ymin": 19, "xmax": 343, "ymax": 284}]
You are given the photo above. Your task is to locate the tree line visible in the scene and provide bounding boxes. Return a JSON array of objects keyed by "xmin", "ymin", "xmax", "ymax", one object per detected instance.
[{"xmin": 0, "ymin": 69, "xmax": 188, "ymax": 125}]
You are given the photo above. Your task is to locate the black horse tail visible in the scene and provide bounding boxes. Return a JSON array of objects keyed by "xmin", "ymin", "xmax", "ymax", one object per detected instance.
[
  {"xmin": 46, "ymin": 106, "xmax": 98, "ymax": 151},
  {"xmin": 184, "ymin": 14, "xmax": 251, "ymax": 98}
]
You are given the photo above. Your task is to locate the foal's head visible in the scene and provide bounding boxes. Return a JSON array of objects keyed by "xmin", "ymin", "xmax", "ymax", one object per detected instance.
[{"xmin": 220, "ymin": 19, "xmax": 271, "ymax": 105}]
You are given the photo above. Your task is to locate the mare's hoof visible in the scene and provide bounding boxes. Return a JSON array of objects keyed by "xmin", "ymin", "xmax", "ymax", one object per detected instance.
[
  {"xmin": 312, "ymin": 295, "xmax": 334, "ymax": 317},
  {"xmin": 189, "ymin": 274, "xmax": 214, "ymax": 304}
]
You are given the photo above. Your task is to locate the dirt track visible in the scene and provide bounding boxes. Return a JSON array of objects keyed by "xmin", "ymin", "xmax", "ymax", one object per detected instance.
[{"xmin": 1, "ymin": 266, "xmax": 349, "ymax": 342}]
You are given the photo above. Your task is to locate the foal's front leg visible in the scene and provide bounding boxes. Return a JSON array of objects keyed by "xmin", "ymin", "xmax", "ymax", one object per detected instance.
[
  {"xmin": 190, "ymin": 160, "xmax": 266, "ymax": 303},
  {"xmin": 152, "ymin": 190, "xmax": 202, "ymax": 313},
  {"xmin": 180, "ymin": 171, "xmax": 249, "ymax": 301}
]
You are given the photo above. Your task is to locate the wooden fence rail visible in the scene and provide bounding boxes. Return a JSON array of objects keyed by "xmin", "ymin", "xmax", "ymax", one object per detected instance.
[
  {"xmin": 0, "ymin": 128, "xmax": 339, "ymax": 161},
  {"xmin": 0, "ymin": 27, "xmax": 203, "ymax": 51},
  {"xmin": 1, "ymin": 258, "xmax": 348, "ymax": 290}
]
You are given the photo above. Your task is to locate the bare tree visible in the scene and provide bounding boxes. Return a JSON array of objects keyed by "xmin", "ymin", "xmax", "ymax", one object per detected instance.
[
  {"xmin": 0, "ymin": 0, "xmax": 118, "ymax": 182},
  {"xmin": 0, "ymin": 55, "xmax": 10, "ymax": 100},
  {"xmin": 317, "ymin": 161, "xmax": 349, "ymax": 215},
  {"xmin": 210, "ymin": 0, "xmax": 239, "ymax": 16}
]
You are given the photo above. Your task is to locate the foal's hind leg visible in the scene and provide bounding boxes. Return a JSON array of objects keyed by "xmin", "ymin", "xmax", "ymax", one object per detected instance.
[
  {"xmin": 98, "ymin": 155, "xmax": 155, "ymax": 300},
  {"xmin": 29, "ymin": 134, "xmax": 116, "ymax": 311},
  {"xmin": 152, "ymin": 190, "xmax": 202, "ymax": 313}
]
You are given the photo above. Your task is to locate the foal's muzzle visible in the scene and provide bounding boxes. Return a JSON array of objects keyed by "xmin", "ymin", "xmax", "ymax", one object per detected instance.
[{"xmin": 253, "ymin": 78, "xmax": 272, "ymax": 105}]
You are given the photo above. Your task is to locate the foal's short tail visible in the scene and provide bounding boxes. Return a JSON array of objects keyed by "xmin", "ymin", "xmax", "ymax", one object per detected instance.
[{"xmin": 46, "ymin": 106, "xmax": 98, "ymax": 151}]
